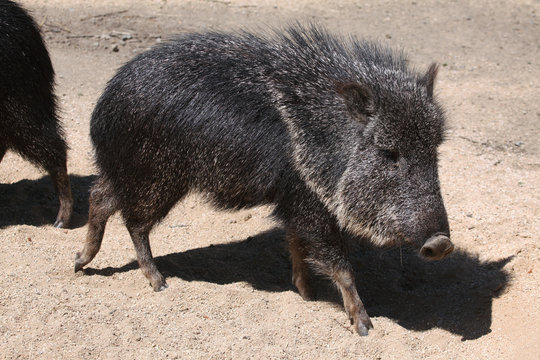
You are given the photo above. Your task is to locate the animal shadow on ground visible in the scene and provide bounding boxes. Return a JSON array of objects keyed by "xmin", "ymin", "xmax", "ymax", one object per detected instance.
[
  {"xmin": 0, "ymin": 174, "xmax": 95, "ymax": 228},
  {"xmin": 84, "ymin": 227, "xmax": 511, "ymax": 340}
]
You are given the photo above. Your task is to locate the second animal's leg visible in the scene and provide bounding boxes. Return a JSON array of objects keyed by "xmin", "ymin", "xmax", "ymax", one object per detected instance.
[
  {"xmin": 0, "ymin": 143, "xmax": 6, "ymax": 163},
  {"xmin": 40, "ymin": 127, "xmax": 72, "ymax": 228},
  {"xmin": 11, "ymin": 108, "xmax": 73, "ymax": 227},
  {"xmin": 47, "ymin": 163, "xmax": 72, "ymax": 228}
]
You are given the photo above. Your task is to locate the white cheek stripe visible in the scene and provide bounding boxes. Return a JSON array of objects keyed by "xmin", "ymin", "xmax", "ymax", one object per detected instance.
[{"xmin": 269, "ymin": 84, "xmax": 398, "ymax": 246}]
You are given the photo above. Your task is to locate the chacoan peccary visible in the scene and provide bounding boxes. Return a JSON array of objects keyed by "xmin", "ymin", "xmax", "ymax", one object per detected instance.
[
  {"xmin": 75, "ymin": 25, "xmax": 454, "ymax": 336},
  {"xmin": 0, "ymin": 0, "xmax": 72, "ymax": 228}
]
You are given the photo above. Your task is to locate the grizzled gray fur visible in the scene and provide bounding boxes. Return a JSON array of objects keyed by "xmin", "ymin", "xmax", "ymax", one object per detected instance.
[
  {"xmin": 0, "ymin": 0, "xmax": 72, "ymax": 228},
  {"xmin": 75, "ymin": 25, "xmax": 453, "ymax": 336}
]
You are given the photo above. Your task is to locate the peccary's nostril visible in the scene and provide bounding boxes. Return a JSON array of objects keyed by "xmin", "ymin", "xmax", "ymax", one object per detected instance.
[
  {"xmin": 420, "ymin": 233, "xmax": 454, "ymax": 260},
  {"xmin": 421, "ymin": 247, "xmax": 434, "ymax": 258}
]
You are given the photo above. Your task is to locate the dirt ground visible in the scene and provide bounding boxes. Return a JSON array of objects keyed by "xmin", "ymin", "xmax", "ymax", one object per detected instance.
[{"xmin": 1, "ymin": 0, "xmax": 539, "ymax": 359}]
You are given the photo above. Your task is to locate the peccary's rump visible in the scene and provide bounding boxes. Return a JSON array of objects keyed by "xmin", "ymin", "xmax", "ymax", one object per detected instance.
[
  {"xmin": 77, "ymin": 25, "xmax": 452, "ymax": 336},
  {"xmin": 0, "ymin": 0, "xmax": 72, "ymax": 228}
]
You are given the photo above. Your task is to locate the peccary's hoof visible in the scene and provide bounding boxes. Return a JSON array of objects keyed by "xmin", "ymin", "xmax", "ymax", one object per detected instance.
[
  {"xmin": 74, "ymin": 253, "xmax": 86, "ymax": 272},
  {"xmin": 299, "ymin": 290, "xmax": 316, "ymax": 301},
  {"xmin": 152, "ymin": 282, "xmax": 169, "ymax": 292},
  {"xmin": 297, "ymin": 284, "xmax": 316, "ymax": 301},
  {"xmin": 354, "ymin": 314, "xmax": 374, "ymax": 336},
  {"xmin": 356, "ymin": 323, "xmax": 370, "ymax": 336}
]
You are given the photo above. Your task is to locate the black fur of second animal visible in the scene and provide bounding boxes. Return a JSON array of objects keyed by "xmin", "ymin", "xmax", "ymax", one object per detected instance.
[
  {"xmin": 75, "ymin": 24, "xmax": 453, "ymax": 336},
  {"xmin": 0, "ymin": 0, "xmax": 72, "ymax": 228}
]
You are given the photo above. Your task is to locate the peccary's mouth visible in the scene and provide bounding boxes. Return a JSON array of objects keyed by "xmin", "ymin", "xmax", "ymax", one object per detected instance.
[{"xmin": 419, "ymin": 233, "xmax": 454, "ymax": 260}]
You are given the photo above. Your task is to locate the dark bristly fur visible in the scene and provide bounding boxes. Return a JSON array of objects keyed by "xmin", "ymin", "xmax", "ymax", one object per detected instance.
[
  {"xmin": 0, "ymin": 0, "xmax": 72, "ymax": 228},
  {"xmin": 75, "ymin": 24, "xmax": 453, "ymax": 336}
]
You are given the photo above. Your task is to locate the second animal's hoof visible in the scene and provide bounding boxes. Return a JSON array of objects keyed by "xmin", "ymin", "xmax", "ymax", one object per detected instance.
[
  {"xmin": 53, "ymin": 219, "xmax": 64, "ymax": 228},
  {"xmin": 53, "ymin": 212, "xmax": 71, "ymax": 229}
]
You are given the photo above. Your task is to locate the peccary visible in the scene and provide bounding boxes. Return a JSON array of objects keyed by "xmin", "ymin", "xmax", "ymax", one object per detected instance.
[
  {"xmin": 75, "ymin": 25, "xmax": 454, "ymax": 335},
  {"xmin": 0, "ymin": 0, "xmax": 72, "ymax": 227}
]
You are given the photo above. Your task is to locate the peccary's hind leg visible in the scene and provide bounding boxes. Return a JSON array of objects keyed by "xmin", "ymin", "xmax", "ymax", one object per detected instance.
[
  {"xmin": 286, "ymin": 228, "xmax": 315, "ymax": 300},
  {"xmin": 126, "ymin": 225, "xmax": 168, "ymax": 292},
  {"xmin": 74, "ymin": 177, "xmax": 117, "ymax": 272},
  {"xmin": 121, "ymin": 185, "xmax": 186, "ymax": 292}
]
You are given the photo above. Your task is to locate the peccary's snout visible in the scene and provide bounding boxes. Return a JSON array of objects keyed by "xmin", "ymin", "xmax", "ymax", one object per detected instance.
[{"xmin": 420, "ymin": 233, "xmax": 454, "ymax": 260}]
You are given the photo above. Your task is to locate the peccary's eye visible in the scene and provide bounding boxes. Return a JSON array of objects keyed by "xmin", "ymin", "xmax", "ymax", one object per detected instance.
[{"xmin": 382, "ymin": 149, "xmax": 399, "ymax": 163}]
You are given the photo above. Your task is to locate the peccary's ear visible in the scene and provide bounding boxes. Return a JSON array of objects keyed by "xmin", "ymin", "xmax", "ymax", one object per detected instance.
[
  {"xmin": 420, "ymin": 63, "xmax": 439, "ymax": 98},
  {"xmin": 336, "ymin": 82, "xmax": 375, "ymax": 122}
]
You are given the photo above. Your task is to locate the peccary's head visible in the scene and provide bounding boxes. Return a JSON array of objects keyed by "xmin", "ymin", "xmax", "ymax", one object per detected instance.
[
  {"xmin": 332, "ymin": 64, "xmax": 453, "ymax": 260},
  {"xmin": 270, "ymin": 27, "xmax": 453, "ymax": 259},
  {"xmin": 275, "ymin": 46, "xmax": 452, "ymax": 259}
]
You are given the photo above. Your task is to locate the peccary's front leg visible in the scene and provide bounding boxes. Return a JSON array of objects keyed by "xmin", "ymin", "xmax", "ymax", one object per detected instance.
[
  {"xmin": 332, "ymin": 266, "xmax": 373, "ymax": 336},
  {"xmin": 286, "ymin": 229, "xmax": 316, "ymax": 300},
  {"xmin": 309, "ymin": 236, "xmax": 373, "ymax": 336},
  {"xmin": 284, "ymin": 212, "xmax": 373, "ymax": 335}
]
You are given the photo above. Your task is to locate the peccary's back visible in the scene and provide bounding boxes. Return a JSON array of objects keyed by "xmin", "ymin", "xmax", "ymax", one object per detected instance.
[
  {"xmin": 91, "ymin": 33, "xmax": 291, "ymax": 209},
  {"xmin": 91, "ymin": 27, "xmax": 429, "ymax": 213}
]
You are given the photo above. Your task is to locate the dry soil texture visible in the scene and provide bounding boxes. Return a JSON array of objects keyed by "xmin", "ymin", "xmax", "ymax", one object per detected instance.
[{"xmin": 1, "ymin": 1, "xmax": 539, "ymax": 359}]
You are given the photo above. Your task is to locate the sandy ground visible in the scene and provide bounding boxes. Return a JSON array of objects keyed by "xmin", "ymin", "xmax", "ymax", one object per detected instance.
[{"xmin": 1, "ymin": 0, "xmax": 539, "ymax": 359}]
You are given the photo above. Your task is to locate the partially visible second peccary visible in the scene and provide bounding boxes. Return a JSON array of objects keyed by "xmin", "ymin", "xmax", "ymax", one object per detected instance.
[
  {"xmin": 0, "ymin": 0, "xmax": 72, "ymax": 227},
  {"xmin": 75, "ymin": 25, "xmax": 453, "ymax": 335}
]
